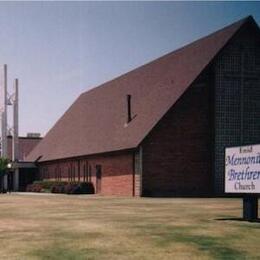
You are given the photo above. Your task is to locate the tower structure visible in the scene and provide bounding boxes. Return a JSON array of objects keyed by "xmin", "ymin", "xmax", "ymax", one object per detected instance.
[
  {"xmin": 12, "ymin": 79, "xmax": 19, "ymax": 162},
  {"xmin": 0, "ymin": 65, "xmax": 19, "ymax": 191},
  {"xmin": 0, "ymin": 65, "xmax": 8, "ymax": 158}
]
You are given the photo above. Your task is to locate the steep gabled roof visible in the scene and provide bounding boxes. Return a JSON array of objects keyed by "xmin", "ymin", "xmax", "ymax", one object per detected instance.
[{"xmin": 27, "ymin": 16, "xmax": 257, "ymax": 162}]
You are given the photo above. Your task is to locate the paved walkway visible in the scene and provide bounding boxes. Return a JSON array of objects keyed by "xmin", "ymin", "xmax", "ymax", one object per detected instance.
[{"xmin": 7, "ymin": 192, "xmax": 62, "ymax": 196}]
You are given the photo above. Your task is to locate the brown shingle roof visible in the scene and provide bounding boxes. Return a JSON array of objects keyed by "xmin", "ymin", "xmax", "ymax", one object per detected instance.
[{"xmin": 26, "ymin": 16, "xmax": 256, "ymax": 162}]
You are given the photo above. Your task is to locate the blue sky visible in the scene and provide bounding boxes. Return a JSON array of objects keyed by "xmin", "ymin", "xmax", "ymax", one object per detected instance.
[{"xmin": 0, "ymin": 1, "xmax": 259, "ymax": 136}]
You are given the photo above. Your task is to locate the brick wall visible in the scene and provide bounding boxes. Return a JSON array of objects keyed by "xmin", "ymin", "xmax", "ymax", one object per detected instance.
[
  {"xmin": 38, "ymin": 151, "xmax": 136, "ymax": 196},
  {"xmin": 141, "ymin": 70, "xmax": 213, "ymax": 197},
  {"xmin": 134, "ymin": 148, "xmax": 142, "ymax": 196}
]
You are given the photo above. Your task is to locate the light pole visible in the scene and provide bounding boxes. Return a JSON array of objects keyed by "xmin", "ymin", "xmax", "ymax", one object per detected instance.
[{"xmin": 6, "ymin": 162, "xmax": 12, "ymax": 193}]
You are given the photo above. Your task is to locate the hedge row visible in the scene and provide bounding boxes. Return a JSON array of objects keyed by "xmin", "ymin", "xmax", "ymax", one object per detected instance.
[
  {"xmin": 26, "ymin": 181, "xmax": 95, "ymax": 194},
  {"xmin": 33, "ymin": 180, "xmax": 68, "ymax": 190}
]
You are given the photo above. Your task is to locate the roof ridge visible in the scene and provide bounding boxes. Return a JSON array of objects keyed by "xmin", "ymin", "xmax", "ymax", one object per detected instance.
[{"xmin": 80, "ymin": 16, "xmax": 250, "ymax": 97}]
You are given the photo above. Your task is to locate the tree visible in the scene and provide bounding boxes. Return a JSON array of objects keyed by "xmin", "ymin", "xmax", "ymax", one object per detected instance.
[
  {"xmin": 0, "ymin": 157, "xmax": 9, "ymax": 176},
  {"xmin": 0, "ymin": 157, "xmax": 9, "ymax": 192}
]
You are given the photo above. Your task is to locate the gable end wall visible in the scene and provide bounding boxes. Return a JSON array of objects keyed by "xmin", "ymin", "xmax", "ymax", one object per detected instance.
[{"xmin": 141, "ymin": 69, "xmax": 213, "ymax": 197}]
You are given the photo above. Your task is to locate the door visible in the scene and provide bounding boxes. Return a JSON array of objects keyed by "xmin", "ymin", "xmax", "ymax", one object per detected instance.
[
  {"xmin": 7, "ymin": 172, "xmax": 14, "ymax": 191},
  {"xmin": 96, "ymin": 165, "xmax": 102, "ymax": 193}
]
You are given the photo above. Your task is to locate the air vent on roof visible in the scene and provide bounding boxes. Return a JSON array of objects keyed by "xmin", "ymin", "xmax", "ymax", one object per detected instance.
[{"xmin": 127, "ymin": 94, "xmax": 132, "ymax": 124}]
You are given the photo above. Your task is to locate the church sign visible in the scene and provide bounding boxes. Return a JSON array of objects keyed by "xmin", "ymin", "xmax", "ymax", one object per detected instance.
[{"xmin": 225, "ymin": 144, "xmax": 260, "ymax": 194}]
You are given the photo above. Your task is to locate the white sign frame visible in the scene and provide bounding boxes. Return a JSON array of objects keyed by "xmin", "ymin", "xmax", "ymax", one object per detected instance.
[{"xmin": 225, "ymin": 144, "xmax": 260, "ymax": 194}]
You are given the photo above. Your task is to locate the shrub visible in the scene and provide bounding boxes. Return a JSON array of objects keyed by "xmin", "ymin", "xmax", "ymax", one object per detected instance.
[
  {"xmin": 34, "ymin": 180, "xmax": 68, "ymax": 190},
  {"xmin": 80, "ymin": 182, "xmax": 95, "ymax": 194},
  {"xmin": 26, "ymin": 181, "xmax": 95, "ymax": 194},
  {"xmin": 64, "ymin": 183, "xmax": 81, "ymax": 194},
  {"xmin": 51, "ymin": 184, "xmax": 65, "ymax": 194},
  {"xmin": 26, "ymin": 184, "xmax": 32, "ymax": 192},
  {"xmin": 63, "ymin": 182, "xmax": 94, "ymax": 194},
  {"xmin": 26, "ymin": 183, "xmax": 42, "ymax": 192}
]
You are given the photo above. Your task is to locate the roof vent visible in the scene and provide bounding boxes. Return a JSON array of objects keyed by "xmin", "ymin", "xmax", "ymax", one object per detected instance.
[{"xmin": 127, "ymin": 94, "xmax": 132, "ymax": 124}]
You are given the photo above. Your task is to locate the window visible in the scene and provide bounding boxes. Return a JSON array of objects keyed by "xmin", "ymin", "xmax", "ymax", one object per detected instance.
[
  {"xmin": 77, "ymin": 161, "xmax": 81, "ymax": 182},
  {"xmin": 59, "ymin": 167, "xmax": 62, "ymax": 181},
  {"xmin": 55, "ymin": 167, "xmax": 58, "ymax": 180},
  {"xmin": 68, "ymin": 166, "xmax": 71, "ymax": 182},
  {"xmin": 83, "ymin": 163, "xmax": 86, "ymax": 182},
  {"xmin": 88, "ymin": 164, "xmax": 92, "ymax": 182},
  {"xmin": 72, "ymin": 165, "xmax": 76, "ymax": 181}
]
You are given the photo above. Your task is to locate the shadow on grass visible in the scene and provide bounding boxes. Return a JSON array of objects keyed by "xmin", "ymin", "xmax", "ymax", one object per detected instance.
[
  {"xmin": 30, "ymin": 246, "xmax": 101, "ymax": 260},
  {"xmin": 28, "ymin": 230, "xmax": 105, "ymax": 260},
  {"xmin": 215, "ymin": 217, "xmax": 260, "ymax": 223},
  {"xmin": 158, "ymin": 231, "xmax": 245, "ymax": 259},
  {"xmin": 135, "ymin": 224, "xmax": 246, "ymax": 260}
]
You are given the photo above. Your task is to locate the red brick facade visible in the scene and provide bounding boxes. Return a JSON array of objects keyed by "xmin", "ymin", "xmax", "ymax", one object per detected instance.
[
  {"xmin": 38, "ymin": 151, "xmax": 138, "ymax": 196},
  {"xmin": 141, "ymin": 70, "xmax": 212, "ymax": 196}
]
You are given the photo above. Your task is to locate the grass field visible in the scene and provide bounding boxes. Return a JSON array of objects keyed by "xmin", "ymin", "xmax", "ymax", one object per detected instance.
[{"xmin": 0, "ymin": 194, "xmax": 259, "ymax": 260}]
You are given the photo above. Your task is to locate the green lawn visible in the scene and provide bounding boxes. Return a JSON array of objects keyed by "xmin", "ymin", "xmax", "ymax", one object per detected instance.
[{"xmin": 0, "ymin": 194, "xmax": 259, "ymax": 260}]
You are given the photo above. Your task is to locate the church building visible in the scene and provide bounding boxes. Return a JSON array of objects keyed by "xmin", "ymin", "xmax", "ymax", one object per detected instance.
[{"xmin": 26, "ymin": 16, "xmax": 260, "ymax": 197}]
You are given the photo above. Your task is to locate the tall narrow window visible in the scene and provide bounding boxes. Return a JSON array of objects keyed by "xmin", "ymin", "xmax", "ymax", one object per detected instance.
[
  {"xmin": 83, "ymin": 164, "xmax": 86, "ymax": 182},
  {"xmin": 55, "ymin": 167, "xmax": 58, "ymax": 180},
  {"xmin": 86, "ymin": 162, "xmax": 89, "ymax": 182},
  {"xmin": 59, "ymin": 167, "xmax": 62, "ymax": 181},
  {"xmin": 73, "ymin": 165, "xmax": 76, "ymax": 182},
  {"xmin": 68, "ymin": 166, "xmax": 71, "ymax": 182},
  {"xmin": 78, "ymin": 161, "xmax": 80, "ymax": 182},
  {"xmin": 89, "ymin": 165, "xmax": 92, "ymax": 182}
]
